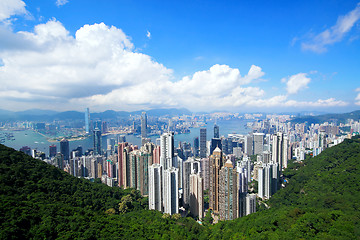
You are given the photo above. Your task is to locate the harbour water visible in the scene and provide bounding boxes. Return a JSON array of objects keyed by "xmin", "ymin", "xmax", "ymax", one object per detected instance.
[{"xmin": 1, "ymin": 119, "xmax": 252, "ymax": 156}]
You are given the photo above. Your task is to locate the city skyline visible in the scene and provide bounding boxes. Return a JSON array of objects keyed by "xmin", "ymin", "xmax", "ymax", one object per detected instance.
[{"xmin": 1, "ymin": 0, "xmax": 360, "ymax": 112}]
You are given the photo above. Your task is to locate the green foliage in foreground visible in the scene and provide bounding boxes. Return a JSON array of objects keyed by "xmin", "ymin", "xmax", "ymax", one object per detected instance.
[{"xmin": 1, "ymin": 137, "xmax": 360, "ymax": 239}]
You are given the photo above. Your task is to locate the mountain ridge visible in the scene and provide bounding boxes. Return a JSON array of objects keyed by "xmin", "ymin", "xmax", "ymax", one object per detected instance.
[{"xmin": 0, "ymin": 108, "xmax": 192, "ymax": 121}]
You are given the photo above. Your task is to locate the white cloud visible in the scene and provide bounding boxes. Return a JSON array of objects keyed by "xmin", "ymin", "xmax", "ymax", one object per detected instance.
[
  {"xmin": 0, "ymin": 0, "xmax": 27, "ymax": 21},
  {"xmin": 0, "ymin": 20, "xmax": 173, "ymax": 110},
  {"xmin": 0, "ymin": 19, "xmax": 350, "ymax": 111},
  {"xmin": 71, "ymin": 63, "xmax": 266, "ymax": 111},
  {"xmin": 284, "ymin": 98, "xmax": 348, "ymax": 107},
  {"xmin": 302, "ymin": 3, "xmax": 360, "ymax": 53},
  {"xmin": 146, "ymin": 30, "xmax": 151, "ymax": 39},
  {"xmin": 56, "ymin": 0, "xmax": 69, "ymax": 7},
  {"xmin": 282, "ymin": 73, "xmax": 311, "ymax": 94},
  {"xmin": 355, "ymin": 88, "xmax": 360, "ymax": 105}
]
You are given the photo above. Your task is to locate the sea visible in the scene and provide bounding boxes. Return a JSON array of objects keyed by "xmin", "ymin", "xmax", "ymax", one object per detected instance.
[{"xmin": 1, "ymin": 119, "xmax": 253, "ymax": 156}]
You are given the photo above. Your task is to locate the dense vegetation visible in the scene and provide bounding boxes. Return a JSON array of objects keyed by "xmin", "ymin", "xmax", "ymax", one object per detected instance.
[{"xmin": 1, "ymin": 137, "xmax": 360, "ymax": 239}]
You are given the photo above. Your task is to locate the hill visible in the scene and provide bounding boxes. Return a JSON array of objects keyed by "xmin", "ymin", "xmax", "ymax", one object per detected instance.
[
  {"xmin": 210, "ymin": 136, "xmax": 360, "ymax": 239},
  {"xmin": 0, "ymin": 144, "xmax": 202, "ymax": 239},
  {"xmin": 0, "ymin": 108, "xmax": 192, "ymax": 121},
  {"xmin": 291, "ymin": 110, "xmax": 360, "ymax": 124},
  {"xmin": 1, "ymin": 137, "xmax": 360, "ymax": 239}
]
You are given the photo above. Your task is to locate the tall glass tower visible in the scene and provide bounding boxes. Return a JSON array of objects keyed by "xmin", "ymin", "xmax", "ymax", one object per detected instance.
[
  {"xmin": 200, "ymin": 128, "xmax": 207, "ymax": 158},
  {"xmin": 93, "ymin": 128, "xmax": 101, "ymax": 155},
  {"xmin": 85, "ymin": 108, "xmax": 90, "ymax": 133}
]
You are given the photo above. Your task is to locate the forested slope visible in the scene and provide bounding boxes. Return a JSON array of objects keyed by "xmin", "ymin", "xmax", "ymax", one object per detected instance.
[
  {"xmin": 1, "ymin": 137, "xmax": 360, "ymax": 239},
  {"xmin": 209, "ymin": 136, "xmax": 360, "ymax": 239}
]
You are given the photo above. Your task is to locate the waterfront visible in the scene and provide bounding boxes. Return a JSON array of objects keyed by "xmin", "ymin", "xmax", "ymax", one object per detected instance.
[{"xmin": 1, "ymin": 119, "xmax": 252, "ymax": 156}]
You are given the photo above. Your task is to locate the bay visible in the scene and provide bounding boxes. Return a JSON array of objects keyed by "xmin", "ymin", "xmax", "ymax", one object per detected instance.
[{"xmin": 2, "ymin": 119, "xmax": 252, "ymax": 156}]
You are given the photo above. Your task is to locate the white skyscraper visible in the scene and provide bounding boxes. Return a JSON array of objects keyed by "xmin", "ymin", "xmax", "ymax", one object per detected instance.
[
  {"xmin": 258, "ymin": 163, "xmax": 276, "ymax": 199},
  {"xmin": 163, "ymin": 167, "xmax": 179, "ymax": 215},
  {"xmin": 253, "ymin": 133, "xmax": 264, "ymax": 155},
  {"xmin": 245, "ymin": 193, "xmax": 256, "ymax": 215},
  {"xmin": 160, "ymin": 132, "xmax": 176, "ymax": 169},
  {"xmin": 244, "ymin": 135, "xmax": 253, "ymax": 155},
  {"xmin": 272, "ymin": 132, "xmax": 289, "ymax": 170},
  {"xmin": 264, "ymin": 164, "xmax": 273, "ymax": 198},
  {"xmin": 149, "ymin": 164, "xmax": 163, "ymax": 212},
  {"xmin": 258, "ymin": 166, "xmax": 265, "ymax": 199}
]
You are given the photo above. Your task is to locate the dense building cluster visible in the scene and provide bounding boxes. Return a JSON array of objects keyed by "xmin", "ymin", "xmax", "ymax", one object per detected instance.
[{"xmin": 14, "ymin": 110, "xmax": 358, "ymax": 222}]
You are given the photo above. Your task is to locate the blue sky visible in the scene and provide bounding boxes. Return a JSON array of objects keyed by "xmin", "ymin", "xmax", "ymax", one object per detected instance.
[{"xmin": 0, "ymin": 0, "xmax": 359, "ymax": 113}]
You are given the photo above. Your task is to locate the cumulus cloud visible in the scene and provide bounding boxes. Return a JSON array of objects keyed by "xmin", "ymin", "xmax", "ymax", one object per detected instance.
[
  {"xmin": 0, "ymin": 0, "xmax": 27, "ymax": 21},
  {"xmin": 355, "ymin": 88, "xmax": 360, "ymax": 105},
  {"xmin": 0, "ymin": 20, "xmax": 173, "ymax": 110},
  {"xmin": 0, "ymin": 19, "xmax": 349, "ymax": 111},
  {"xmin": 284, "ymin": 98, "xmax": 348, "ymax": 107},
  {"xmin": 282, "ymin": 73, "xmax": 311, "ymax": 94},
  {"xmin": 302, "ymin": 3, "xmax": 360, "ymax": 53},
  {"xmin": 56, "ymin": 0, "xmax": 69, "ymax": 7}
]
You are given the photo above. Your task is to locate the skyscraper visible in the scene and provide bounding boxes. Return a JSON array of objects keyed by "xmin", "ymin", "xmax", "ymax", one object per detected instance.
[
  {"xmin": 129, "ymin": 150, "xmax": 140, "ymax": 189},
  {"xmin": 122, "ymin": 145, "xmax": 132, "ymax": 188},
  {"xmin": 272, "ymin": 132, "xmax": 283, "ymax": 169},
  {"xmin": 245, "ymin": 194, "xmax": 256, "ymax": 215},
  {"xmin": 189, "ymin": 173, "xmax": 204, "ymax": 219},
  {"xmin": 117, "ymin": 142, "xmax": 128, "ymax": 187},
  {"xmin": 183, "ymin": 158, "xmax": 200, "ymax": 206},
  {"xmin": 258, "ymin": 165, "xmax": 265, "ymax": 199},
  {"xmin": 200, "ymin": 158, "xmax": 210, "ymax": 190},
  {"xmin": 237, "ymin": 168, "xmax": 248, "ymax": 217},
  {"xmin": 210, "ymin": 138, "xmax": 222, "ymax": 155},
  {"xmin": 49, "ymin": 144, "xmax": 57, "ymax": 158},
  {"xmin": 141, "ymin": 112, "xmax": 148, "ymax": 145},
  {"xmin": 219, "ymin": 159, "xmax": 238, "ymax": 220},
  {"xmin": 93, "ymin": 128, "xmax": 101, "ymax": 155},
  {"xmin": 258, "ymin": 163, "xmax": 274, "ymax": 199},
  {"xmin": 244, "ymin": 135, "xmax": 253, "ymax": 156},
  {"xmin": 214, "ymin": 124, "xmax": 219, "ymax": 138},
  {"xmin": 193, "ymin": 137, "xmax": 199, "ymax": 157},
  {"xmin": 60, "ymin": 138, "xmax": 69, "ymax": 162},
  {"xmin": 160, "ymin": 132, "xmax": 176, "ymax": 169},
  {"xmin": 272, "ymin": 132, "xmax": 289, "ymax": 170},
  {"xmin": 163, "ymin": 167, "xmax": 179, "ymax": 215},
  {"xmin": 85, "ymin": 108, "xmax": 90, "ymax": 133},
  {"xmin": 209, "ymin": 147, "xmax": 225, "ymax": 214},
  {"xmin": 152, "ymin": 145, "xmax": 160, "ymax": 164},
  {"xmin": 253, "ymin": 133, "xmax": 264, "ymax": 155},
  {"xmin": 149, "ymin": 164, "xmax": 163, "ymax": 211},
  {"xmin": 54, "ymin": 152, "xmax": 64, "ymax": 170},
  {"xmin": 139, "ymin": 151, "xmax": 150, "ymax": 195},
  {"xmin": 200, "ymin": 128, "xmax": 207, "ymax": 158}
]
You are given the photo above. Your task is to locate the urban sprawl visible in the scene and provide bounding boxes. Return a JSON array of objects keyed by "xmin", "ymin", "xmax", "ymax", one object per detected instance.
[{"xmin": 3, "ymin": 109, "xmax": 360, "ymax": 223}]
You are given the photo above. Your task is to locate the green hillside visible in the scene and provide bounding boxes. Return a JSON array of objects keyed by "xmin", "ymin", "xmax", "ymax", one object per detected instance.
[
  {"xmin": 1, "ymin": 137, "xmax": 360, "ymax": 239},
  {"xmin": 209, "ymin": 137, "xmax": 360, "ymax": 239}
]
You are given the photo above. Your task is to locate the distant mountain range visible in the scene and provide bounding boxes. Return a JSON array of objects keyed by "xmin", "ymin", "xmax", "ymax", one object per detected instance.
[
  {"xmin": 291, "ymin": 110, "xmax": 360, "ymax": 124},
  {"xmin": 0, "ymin": 108, "xmax": 192, "ymax": 121}
]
